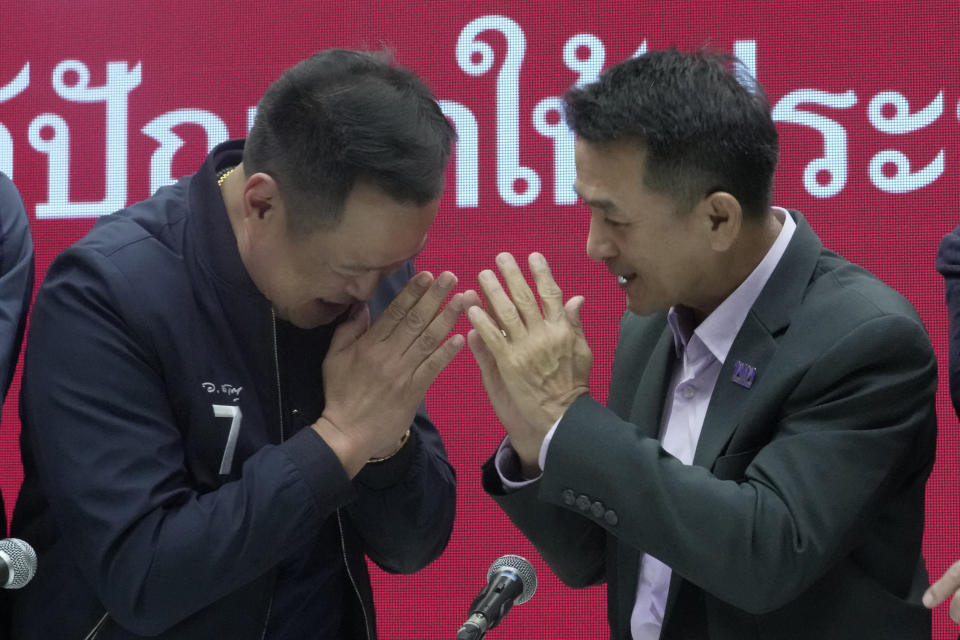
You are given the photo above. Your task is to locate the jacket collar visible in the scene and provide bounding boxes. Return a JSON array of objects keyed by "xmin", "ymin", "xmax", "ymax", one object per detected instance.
[
  {"xmin": 744, "ymin": 210, "xmax": 822, "ymax": 337},
  {"xmin": 187, "ymin": 139, "xmax": 263, "ymax": 298},
  {"xmin": 691, "ymin": 209, "xmax": 823, "ymax": 468}
]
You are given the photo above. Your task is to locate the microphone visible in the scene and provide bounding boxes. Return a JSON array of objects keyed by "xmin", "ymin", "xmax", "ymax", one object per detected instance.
[
  {"xmin": 457, "ymin": 554, "xmax": 537, "ymax": 639},
  {"xmin": 0, "ymin": 538, "xmax": 37, "ymax": 589}
]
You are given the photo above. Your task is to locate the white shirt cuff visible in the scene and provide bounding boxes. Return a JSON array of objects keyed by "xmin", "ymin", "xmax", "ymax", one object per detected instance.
[{"xmin": 493, "ymin": 417, "xmax": 562, "ymax": 491}]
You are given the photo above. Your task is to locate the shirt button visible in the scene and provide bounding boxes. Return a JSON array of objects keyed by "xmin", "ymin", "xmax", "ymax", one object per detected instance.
[
  {"xmin": 590, "ymin": 501, "xmax": 605, "ymax": 519},
  {"xmin": 561, "ymin": 489, "xmax": 576, "ymax": 506},
  {"xmin": 604, "ymin": 510, "xmax": 619, "ymax": 526},
  {"xmin": 575, "ymin": 494, "xmax": 591, "ymax": 512},
  {"xmin": 681, "ymin": 386, "xmax": 695, "ymax": 399}
]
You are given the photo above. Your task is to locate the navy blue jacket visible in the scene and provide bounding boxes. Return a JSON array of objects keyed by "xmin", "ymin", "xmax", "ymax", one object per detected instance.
[{"xmin": 11, "ymin": 141, "xmax": 456, "ymax": 639}]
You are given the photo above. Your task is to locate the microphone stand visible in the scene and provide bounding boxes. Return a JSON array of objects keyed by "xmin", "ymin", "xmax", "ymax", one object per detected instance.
[{"xmin": 456, "ymin": 614, "xmax": 487, "ymax": 639}]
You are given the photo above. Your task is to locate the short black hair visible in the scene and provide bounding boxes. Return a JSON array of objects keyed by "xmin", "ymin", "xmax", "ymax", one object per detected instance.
[
  {"xmin": 244, "ymin": 49, "xmax": 456, "ymax": 231},
  {"xmin": 564, "ymin": 49, "xmax": 779, "ymax": 218}
]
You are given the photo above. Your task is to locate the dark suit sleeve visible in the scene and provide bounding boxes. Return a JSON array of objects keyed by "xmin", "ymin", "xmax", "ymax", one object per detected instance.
[
  {"xmin": 480, "ymin": 311, "xmax": 655, "ymax": 590},
  {"xmin": 493, "ymin": 311, "xmax": 935, "ymax": 614},
  {"xmin": 937, "ymin": 225, "xmax": 960, "ymax": 417},
  {"xmin": 482, "ymin": 457, "xmax": 607, "ymax": 588},
  {"xmin": 0, "ymin": 173, "xmax": 32, "ymax": 640},
  {"xmin": 0, "ymin": 173, "xmax": 33, "ymax": 404}
]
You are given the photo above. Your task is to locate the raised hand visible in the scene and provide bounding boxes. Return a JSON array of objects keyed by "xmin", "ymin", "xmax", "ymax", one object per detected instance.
[
  {"xmin": 315, "ymin": 271, "xmax": 466, "ymax": 477},
  {"xmin": 467, "ymin": 252, "xmax": 591, "ymax": 475}
]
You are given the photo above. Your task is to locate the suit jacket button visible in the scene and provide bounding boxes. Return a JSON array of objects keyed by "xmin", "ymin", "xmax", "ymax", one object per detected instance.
[
  {"xmin": 590, "ymin": 501, "xmax": 605, "ymax": 519},
  {"xmin": 575, "ymin": 494, "xmax": 591, "ymax": 511},
  {"xmin": 604, "ymin": 510, "xmax": 619, "ymax": 526},
  {"xmin": 561, "ymin": 489, "xmax": 576, "ymax": 506}
]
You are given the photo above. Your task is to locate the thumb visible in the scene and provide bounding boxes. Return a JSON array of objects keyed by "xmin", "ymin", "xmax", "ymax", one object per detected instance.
[
  {"xmin": 924, "ymin": 560, "xmax": 960, "ymax": 610},
  {"xmin": 330, "ymin": 303, "xmax": 371, "ymax": 352}
]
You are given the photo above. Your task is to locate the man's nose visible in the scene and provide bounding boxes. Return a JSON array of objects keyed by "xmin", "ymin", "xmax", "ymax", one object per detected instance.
[
  {"xmin": 585, "ymin": 217, "xmax": 616, "ymax": 263},
  {"xmin": 345, "ymin": 271, "xmax": 382, "ymax": 301}
]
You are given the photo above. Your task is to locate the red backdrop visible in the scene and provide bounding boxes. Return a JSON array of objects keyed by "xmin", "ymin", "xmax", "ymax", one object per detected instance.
[{"xmin": 2, "ymin": 1, "xmax": 958, "ymax": 637}]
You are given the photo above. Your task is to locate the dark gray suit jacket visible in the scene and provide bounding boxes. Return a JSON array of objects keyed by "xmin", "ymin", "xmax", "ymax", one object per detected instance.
[{"xmin": 484, "ymin": 211, "xmax": 936, "ymax": 639}]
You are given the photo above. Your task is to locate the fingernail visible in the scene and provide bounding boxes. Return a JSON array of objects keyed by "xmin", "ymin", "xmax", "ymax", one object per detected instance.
[
  {"xmin": 923, "ymin": 592, "xmax": 933, "ymax": 608},
  {"xmin": 437, "ymin": 272, "xmax": 457, "ymax": 289},
  {"xmin": 415, "ymin": 272, "xmax": 433, "ymax": 286}
]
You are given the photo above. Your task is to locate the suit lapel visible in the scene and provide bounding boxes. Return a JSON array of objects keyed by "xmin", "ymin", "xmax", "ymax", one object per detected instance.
[
  {"xmin": 662, "ymin": 210, "xmax": 824, "ymax": 630},
  {"xmin": 627, "ymin": 327, "xmax": 676, "ymax": 439},
  {"xmin": 693, "ymin": 209, "xmax": 822, "ymax": 469},
  {"xmin": 692, "ymin": 314, "xmax": 778, "ymax": 468}
]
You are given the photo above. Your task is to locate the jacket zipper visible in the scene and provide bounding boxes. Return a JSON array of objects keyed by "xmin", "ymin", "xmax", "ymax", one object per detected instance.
[
  {"xmin": 271, "ymin": 309, "xmax": 285, "ymax": 444},
  {"xmin": 324, "ymin": 307, "xmax": 371, "ymax": 639},
  {"xmin": 258, "ymin": 309, "xmax": 284, "ymax": 640},
  {"xmin": 83, "ymin": 612, "xmax": 109, "ymax": 640},
  {"xmin": 264, "ymin": 311, "xmax": 370, "ymax": 639},
  {"xmin": 338, "ymin": 509, "xmax": 373, "ymax": 640}
]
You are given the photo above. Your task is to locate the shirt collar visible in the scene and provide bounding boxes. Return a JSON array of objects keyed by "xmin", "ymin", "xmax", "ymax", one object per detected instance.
[{"xmin": 668, "ymin": 207, "xmax": 796, "ymax": 363}]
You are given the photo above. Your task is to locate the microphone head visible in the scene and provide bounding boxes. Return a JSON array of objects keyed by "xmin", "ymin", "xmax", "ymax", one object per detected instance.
[
  {"xmin": 0, "ymin": 538, "xmax": 37, "ymax": 589},
  {"xmin": 487, "ymin": 554, "xmax": 537, "ymax": 604}
]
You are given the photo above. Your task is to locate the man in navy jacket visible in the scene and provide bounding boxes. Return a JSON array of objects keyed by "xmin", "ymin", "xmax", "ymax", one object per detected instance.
[{"xmin": 11, "ymin": 50, "xmax": 462, "ymax": 639}]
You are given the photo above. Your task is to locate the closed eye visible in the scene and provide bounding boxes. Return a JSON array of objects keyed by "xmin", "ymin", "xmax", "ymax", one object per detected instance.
[{"xmin": 603, "ymin": 218, "xmax": 629, "ymax": 228}]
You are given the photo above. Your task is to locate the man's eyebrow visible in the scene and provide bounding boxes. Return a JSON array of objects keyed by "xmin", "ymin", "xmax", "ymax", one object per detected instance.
[
  {"xmin": 572, "ymin": 186, "xmax": 614, "ymax": 209},
  {"xmin": 577, "ymin": 193, "xmax": 615, "ymax": 211}
]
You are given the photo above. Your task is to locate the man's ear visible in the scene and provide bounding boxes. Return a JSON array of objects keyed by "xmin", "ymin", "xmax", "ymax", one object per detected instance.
[
  {"xmin": 699, "ymin": 191, "xmax": 742, "ymax": 252},
  {"xmin": 242, "ymin": 172, "xmax": 280, "ymax": 223}
]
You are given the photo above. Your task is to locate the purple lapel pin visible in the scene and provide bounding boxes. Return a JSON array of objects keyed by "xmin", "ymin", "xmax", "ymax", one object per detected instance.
[{"xmin": 731, "ymin": 361, "xmax": 756, "ymax": 389}]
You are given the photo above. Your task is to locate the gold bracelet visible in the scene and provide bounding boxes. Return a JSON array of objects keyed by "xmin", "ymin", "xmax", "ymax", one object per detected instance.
[{"xmin": 367, "ymin": 428, "xmax": 412, "ymax": 463}]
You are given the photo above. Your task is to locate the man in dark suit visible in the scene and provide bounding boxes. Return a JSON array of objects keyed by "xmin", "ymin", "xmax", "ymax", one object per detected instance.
[
  {"xmin": 0, "ymin": 173, "xmax": 33, "ymax": 532},
  {"xmin": 0, "ymin": 173, "xmax": 33, "ymax": 640},
  {"xmin": 466, "ymin": 49, "xmax": 936, "ymax": 639},
  {"xmin": 927, "ymin": 220, "xmax": 960, "ymax": 628}
]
